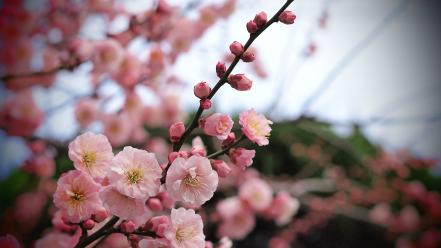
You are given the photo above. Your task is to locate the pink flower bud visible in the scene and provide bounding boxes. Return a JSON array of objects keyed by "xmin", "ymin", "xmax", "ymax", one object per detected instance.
[
  {"xmin": 254, "ymin": 11, "xmax": 268, "ymax": 28},
  {"xmin": 246, "ymin": 20, "xmax": 258, "ymax": 33},
  {"xmin": 200, "ymin": 99, "xmax": 212, "ymax": 109},
  {"xmin": 201, "ymin": 113, "xmax": 234, "ymax": 140},
  {"xmin": 229, "ymin": 41, "xmax": 244, "ymax": 56},
  {"xmin": 241, "ymin": 51, "xmax": 255, "ymax": 62},
  {"xmin": 82, "ymin": 219, "xmax": 95, "ymax": 230},
  {"xmin": 169, "ymin": 122, "xmax": 185, "ymax": 143},
  {"xmin": 121, "ymin": 220, "xmax": 136, "ymax": 234},
  {"xmin": 157, "ymin": 191, "xmax": 175, "ymax": 209},
  {"xmin": 147, "ymin": 216, "xmax": 170, "ymax": 236},
  {"xmin": 222, "ymin": 132, "xmax": 236, "ymax": 147},
  {"xmin": 168, "ymin": 152, "xmax": 179, "ymax": 163},
  {"xmin": 216, "ymin": 61, "xmax": 226, "ymax": 78},
  {"xmin": 205, "ymin": 241, "xmax": 214, "ymax": 248},
  {"xmin": 230, "ymin": 148, "xmax": 256, "ymax": 170},
  {"xmin": 194, "ymin": 82, "xmax": 211, "ymax": 99},
  {"xmin": 147, "ymin": 198, "xmax": 163, "ymax": 212},
  {"xmin": 211, "ymin": 160, "xmax": 232, "ymax": 178},
  {"xmin": 228, "ymin": 74, "xmax": 252, "ymax": 91},
  {"xmin": 278, "ymin": 11, "xmax": 296, "ymax": 24}
]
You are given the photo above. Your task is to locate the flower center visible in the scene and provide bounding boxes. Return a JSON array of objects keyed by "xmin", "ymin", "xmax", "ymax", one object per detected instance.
[
  {"xmin": 125, "ymin": 169, "xmax": 143, "ymax": 185},
  {"xmin": 176, "ymin": 227, "xmax": 197, "ymax": 243},
  {"xmin": 68, "ymin": 190, "xmax": 84, "ymax": 206},
  {"xmin": 183, "ymin": 174, "xmax": 200, "ymax": 187},
  {"xmin": 82, "ymin": 152, "xmax": 96, "ymax": 168}
]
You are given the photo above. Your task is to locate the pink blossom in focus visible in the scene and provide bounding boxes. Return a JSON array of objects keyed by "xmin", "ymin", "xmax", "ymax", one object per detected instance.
[
  {"xmin": 201, "ymin": 113, "xmax": 233, "ymax": 140},
  {"xmin": 169, "ymin": 122, "xmax": 185, "ymax": 142},
  {"xmin": 53, "ymin": 170, "xmax": 102, "ymax": 223},
  {"xmin": 164, "ymin": 208, "xmax": 205, "ymax": 248},
  {"xmin": 239, "ymin": 178, "xmax": 273, "ymax": 211},
  {"xmin": 239, "ymin": 109, "xmax": 272, "ymax": 146},
  {"xmin": 68, "ymin": 132, "xmax": 113, "ymax": 179},
  {"xmin": 166, "ymin": 156, "xmax": 218, "ymax": 208},
  {"xmin": 100, "ymin": 186, "xmax": 149, "ymax": 220},
  {"xmin": 107, "ymin": 146, "xmax": 162, "ymax": 200},
  {"xmin": 229, "ymin": 148, "xmax": 255, "ymax": 170}
]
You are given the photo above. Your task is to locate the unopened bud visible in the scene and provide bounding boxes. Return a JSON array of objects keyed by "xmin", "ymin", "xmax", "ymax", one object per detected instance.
[
  {"xmin": 211, "ymin": 160, "xmax": 232, "ymax": 178},
  {"xmin": 254, "ymin": 11, "xmax": 268, "ymax": 28},
  {"xmin": 147, "ymin": 198, "xmax": 163, "ymax": 212},
  {"xmin": 241, "ymin": 51, "xmax": 255, "ymax": 62},
  {"xmin": 228, "ymin": 74, "xmax": 252, "ymax": 91},
  {"xmin": 279, "ymin": 11, "xmax": 296, "ymax": 24},
  {"xmin": 216, "ymin": 62, "xmax": 226, "ymax": 78},
  {"xmin": 246, "ymin": 20, "xmax": 258, "ymax": 33},
  {"xmin": 229, "ymin": 41, "xmax": 244, "ymax": 56},
  {"xmin": 169, "ymin": 122, "xmax": 185, "ymax": 143},
  {"xmin": 194, "ymin": 82, "xmax": 211, "ymax": 99},
  {"xmin": 200, "ymin": 99, "xmax": 212, "ymax": 109},
  {"xmin": 82, "ymin": 219, "xmax": 95, "ymax": 230},
  {"xmin": 121, "ymin": 220, "xmax": 136, "ymax": 234}
]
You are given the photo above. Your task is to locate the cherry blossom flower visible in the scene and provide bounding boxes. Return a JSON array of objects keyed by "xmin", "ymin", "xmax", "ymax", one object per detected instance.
[
  {"xmin": 100, "ymin": 186, "xmax": 149, "ymax": 220},
  {"xmin": 164, "ymin": 208, "xmax": 205, "ymax": 248},
  {"xmin": 201, "ymin": 113, "xmax": 233, "ymax": 140},
  {"xmin": 53, "ymin": 170, "xmax": 102, "ymax": 223},
  {"xmin": 68, "ymin": 132, "xmax": 113, "ymax": 179},
  {"xmin": 229, "ymin": 148, "xmax": 255, "ymax": 170},
  {"xmin": 107, "ymin": 146, "xmax": 162, "ymax": 200},
  {"xmin": 239, "ymin": 109, "xmax": 272, "ymax": 146},
  {"xmin": 166, "ymin": 156, "xmax": 218, "ymax": 208},
  {"xmin": 103, "ymin": 113, "xmax": 132, "ymax": 147},
  {"xmin": 74, "ymin": 99, "xmax": 98, "ymax": 128},
  {"xmin": 239, "ymin": 178, "xmax": 273, "ymax": 211},
  {"xmin": 216, "ymin": 197, "xmax": 255, "ymax": 240}
]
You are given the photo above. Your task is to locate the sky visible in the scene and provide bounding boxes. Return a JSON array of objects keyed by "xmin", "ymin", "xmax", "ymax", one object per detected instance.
[{"xmin": 24, "ymin": 0, "xmax": 441, "ymax": 172}]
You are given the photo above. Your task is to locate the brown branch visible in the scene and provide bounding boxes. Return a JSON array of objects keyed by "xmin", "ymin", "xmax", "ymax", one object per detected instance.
[{"xmin": 207, "ymin": 135, "xmax": 246, "ymax": 159}]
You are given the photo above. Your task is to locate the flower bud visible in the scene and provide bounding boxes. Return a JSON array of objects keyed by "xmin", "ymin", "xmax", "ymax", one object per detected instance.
[
  {"xmin": 82, "ymin": 219, "xmax": 95, "ymax": 230},
  {"xmin": 228, "ymin": 74, "xmax": 252, "ymax": 91},
  {"xmin": 241, "ymin": 51, "xmax": 255, "ymax": 62},
  {"xmin": 194, "ymin": 82, "xmax": 211, "ymax": 99},
  {"xmin": 222, "ymin": 132, "xmax": 236, "ymax": 147},
  {"xmin": 230, "ymin": 148, "xmax": 256, "ymax": 170},
  {"xmin": 246, "ymin": 20, "xmax": 258, "ymax": 33},
  {"xmin": 147, "ymin": 198, "xmax": 163, "ymax": 212},
  {"xmin": 169, "ymin": 122, "xmax": 185, "ymax": 143},
  {"xmin": 229, "ymin": 41, "xmax": 244, "ymax": 56},
  {"xmin": 121, "ymin": 220, "xmax": 136, "ymax": 234},
  {"xmin": 168, "ymin": 152, "xmax": 179, "ymax": 163},
  {"xmin": 211, "ymin": 160, "xmax": 232, "ymax": 178},
  {"xmin": 157, "ymin": 191, "xmax": 175, "ymax": 209},
  {"xmin": 93, "ymin": 208, "xmax": 108, "ymax": 223},
  {"xmin": 216, "ymin": 62, "xmax": 226, "ymax": 78},
  {"xmin": 278, "ymin": 11, "xmax": 296, "ymax": 24},
  {"xmin": 200, "ymin": 99, "xmax": 212, "ymax": 109},
  {"xmin": 147, "ymin": 216, "xmax": 169, "ymax": 236},
  {"xmin": 254, "ymin": 11, "xmax": 268, "ymax": 28}
]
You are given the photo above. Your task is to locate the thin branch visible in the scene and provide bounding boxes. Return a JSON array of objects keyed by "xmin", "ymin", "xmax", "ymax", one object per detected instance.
[
  {"xmin": 74, "ymin": 216, "xmax": 119, "ymax": 248},
  {"xmin": 207, "ymin": 135, "xmax": 246, "ymax": 159}
]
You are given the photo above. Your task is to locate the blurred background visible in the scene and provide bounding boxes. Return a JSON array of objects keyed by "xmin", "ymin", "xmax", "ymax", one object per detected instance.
[{"xmin": 1, "ymin": 0, "xmax": 441, "ymax": 247}]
